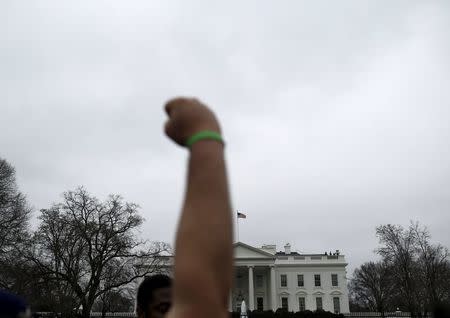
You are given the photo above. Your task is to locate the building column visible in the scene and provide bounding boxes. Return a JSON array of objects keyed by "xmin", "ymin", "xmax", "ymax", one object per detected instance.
[
  {"xmin": 270, "ymin": 265, "xmax": 277, "ymax": 311},
  {"xmin": 248, "ymin": 266, "xmax": 254, "ymax": 311}
]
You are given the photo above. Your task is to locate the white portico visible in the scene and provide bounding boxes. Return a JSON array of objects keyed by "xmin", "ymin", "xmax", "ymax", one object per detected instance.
[
  {"xmin": 231, "ymin": 242, "xmax": 350, "ymax": 313},
  {"xmin": 232, "ymin": 243, "xmax": 277, "ymax": 312}
]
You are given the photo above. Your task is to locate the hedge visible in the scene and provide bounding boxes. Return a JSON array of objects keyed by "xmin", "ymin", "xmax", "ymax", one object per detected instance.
[{"xmin": 230, "ymin": 309, "xmax": 345, "ymax": 318}]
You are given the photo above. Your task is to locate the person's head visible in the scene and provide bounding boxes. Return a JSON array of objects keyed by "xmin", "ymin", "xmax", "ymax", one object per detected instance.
[
  {"xmin": 136, "ymin": 274, "xmax": 172, "ymax": 318},
  {"xmin": 433, "ymin": 302, "xmax": 450, "ymax": 318},
  {"xmin": 0, "ymin": 289, "xmax": 31, "ymax": 318}
]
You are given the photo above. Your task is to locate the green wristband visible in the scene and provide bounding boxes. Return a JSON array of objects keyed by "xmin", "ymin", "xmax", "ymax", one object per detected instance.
[{"xmin": 185, "ymin": 130, "xmax": 224, "ymax": 148}]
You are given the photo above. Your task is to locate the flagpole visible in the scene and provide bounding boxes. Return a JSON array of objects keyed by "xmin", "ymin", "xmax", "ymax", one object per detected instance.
[{"xmin": 236, "ymin": 211, "xmax": 240, "ymax": 242}]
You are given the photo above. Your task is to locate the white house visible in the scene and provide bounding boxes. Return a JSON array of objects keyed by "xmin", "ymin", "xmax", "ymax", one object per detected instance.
[
  {"xmin": 147, "ymin": 242, "xmax": 350, "ymax": 313},
  {"xmin": 231, "ymin": 242, "xmax": 350, "ymax": 313}
]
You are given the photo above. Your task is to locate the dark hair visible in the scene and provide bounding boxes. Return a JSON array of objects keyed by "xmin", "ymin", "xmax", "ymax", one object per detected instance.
[
  {"xmin": 434, "ymin": 302, "xmax": 450, "ymax": 318},
  {"xmin": 136, "ymin": 274, "xmax": 172, "ymax": 314},
  {"xmin": 0, "ymin": 289, "xmax": 29, "ymax": 318}
]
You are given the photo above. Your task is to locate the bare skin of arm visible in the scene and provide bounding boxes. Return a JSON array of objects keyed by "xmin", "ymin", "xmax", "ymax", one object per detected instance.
[{"xmin": 164, "ymin": 97, "xmax": 233, "ymax": 318}]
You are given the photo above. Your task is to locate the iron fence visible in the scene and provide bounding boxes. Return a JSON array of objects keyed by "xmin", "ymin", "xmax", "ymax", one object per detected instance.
[
  {"xmin": 344, "ymin": 312, "xmax": 432, "ymax": 318},
  {"xmin": 32, "ymin": 311, "xmax": 435, "ymax": 318}
]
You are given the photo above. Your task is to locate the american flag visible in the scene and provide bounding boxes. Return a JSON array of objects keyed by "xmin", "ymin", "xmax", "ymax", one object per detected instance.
[{"xmin": 237, "ymin": 211, "xmax": 246, "ymax": 219}]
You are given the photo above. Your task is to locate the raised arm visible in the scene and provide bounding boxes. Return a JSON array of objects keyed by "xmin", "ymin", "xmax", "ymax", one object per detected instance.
[{"xmin": 164, "ymin": 97, "xmax": 233, "ymax": 318}]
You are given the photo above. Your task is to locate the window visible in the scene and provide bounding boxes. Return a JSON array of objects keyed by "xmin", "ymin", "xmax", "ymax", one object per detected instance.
[
  {"xmin": 314, "ymin": 274, "xmax": 321, "ymax": 287},
  {"xmin": 257, "ymin": 297, "xmax": 264, "ymax": 311},
  {"xmin": 332, "ymin": 274, "xmax": 338, "ymax": 286},
  {"xmin": 333, "ymin": 297, "xmax": 340, "ymax": 313},
  {"xmin": 281, "ymin": 297, "xmax": 289, "ymax": 310},
  {"xmin": 298, "ymin": 297, "xmax": 306, "ymax": 311},
  {"xmin": 280, "ymin": 274, "xmax": 287, "ymax": 287},
  {"xmin": 297, "ymin": 274, "xmax": 304, "ymax": 287},
  {"xmin": 256, "ymin": 275, "xmax": 263, "ymax": 288},
  {"xmin": 316, "ymin": 297, "xmax": 323, "ymax": 310}
]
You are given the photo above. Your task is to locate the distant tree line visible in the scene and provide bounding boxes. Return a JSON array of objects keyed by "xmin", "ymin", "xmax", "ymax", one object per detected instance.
[
  {"xmin": 0, "ymin": 157, "xmax": 170, "ymax": 318},
  {"xmin": 349, "ymin": 222, "xmax": 450, "ymax": 317}
]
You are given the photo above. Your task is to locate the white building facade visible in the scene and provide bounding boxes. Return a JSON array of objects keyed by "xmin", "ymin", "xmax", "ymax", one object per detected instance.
[
  {"xmin": 148, "ymin": 242, "xmax": 350, "ymax": 314},
  {"xmin": 231, "ymin": 242, "xmax": 350, "ymax": 313}
]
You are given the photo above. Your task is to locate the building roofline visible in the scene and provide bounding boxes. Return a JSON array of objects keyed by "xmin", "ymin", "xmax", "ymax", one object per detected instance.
[
  {"xmin": 234, "ymin": 241, "xmax": 276, "ymax": 258},
  {"xmin": 153, "ymin": 243, "xmax": 345, "ymax": 259},
  {"xmin": 276, "ymin": 253, "xmax": 345, "ymax": 257},
  {"xmin": 275, "ymin": 263, "xmax": 348, "ymax": 267}
]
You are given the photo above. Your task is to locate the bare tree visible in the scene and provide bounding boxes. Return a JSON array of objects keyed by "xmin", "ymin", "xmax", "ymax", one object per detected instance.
[
  {"xmin": 376, "ymin": 222, "xmax": 450, "ymax": 317},
  {"xmin": 27, "ymin": 187, "xmax": 169, "ymax": 318},
  {"xmin": 411, "ymin": 224, "xmax": 450, "ymax": 313},
  {"xmin": 376, "ymin": 224, "xmax": 420, "ymax": 315},
  {"xmin": 0, "ymin": 158, "xmax": 31, "ymax": 288},
  {"xmin": 0, "ymin": 159, "xmax": 71, "ymax": 312},
  {"xmin": 0, "ymin": 158, "xmax": 31, "ymax": 255},
  {"xmin": 350, "ymin": 261, "xmax": 395, "ymax": 316}
]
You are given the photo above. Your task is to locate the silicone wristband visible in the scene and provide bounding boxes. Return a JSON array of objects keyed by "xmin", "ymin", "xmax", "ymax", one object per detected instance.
[{"xmin": 185, "ymin": 130, "xmax": 224, "ymax": 148}]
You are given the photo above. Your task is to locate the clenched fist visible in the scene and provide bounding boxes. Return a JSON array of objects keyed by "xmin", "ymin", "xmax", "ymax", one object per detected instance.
[{"xmin": 164, "ymin": 97, "xmax": 221, "ymax": 147}]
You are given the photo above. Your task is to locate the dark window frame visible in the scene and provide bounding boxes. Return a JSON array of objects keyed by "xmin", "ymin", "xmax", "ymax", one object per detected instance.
[
  {"xmin": 257, "ymin": 297, "xmax": 264, "ymax": 311},
  {"xmin": 314, "ymin": 274, "xmax": 321, "ymax": 287},
  {"xmin": 333, "ymin": 297, "xmax": 340, "ymax": 313},
  {"xmin": 331, "ymin": 274, "xmax": 338, "ymax": 286},
  {"xmin": 298, "ymin": 297, "xmax": 306, "ymax": 311},
  {"xmin": 297, "ymin": 274, "xmax": 304, "ymax": 287},
  {"xmin": 280, "ymin": 274, "xmax": 287, "ymax": 287},
  {"xmin": 281, "ymin": 297, "xmax": 289, "ymax": 310},
  {"xmin": 316, "ymin": 297, "xmax": 323, "ymax": 310}
]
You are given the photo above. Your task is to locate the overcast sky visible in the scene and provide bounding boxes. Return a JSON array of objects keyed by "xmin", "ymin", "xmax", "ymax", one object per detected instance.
[{"xmin": 1, "ymin": 0, "xmax": 449, "ymax": 274}]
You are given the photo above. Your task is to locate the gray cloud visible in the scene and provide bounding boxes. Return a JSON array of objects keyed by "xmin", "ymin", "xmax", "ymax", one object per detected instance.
[{"xmin": 1, "ymin": 0, "xmax": 449, "ymax": 273}]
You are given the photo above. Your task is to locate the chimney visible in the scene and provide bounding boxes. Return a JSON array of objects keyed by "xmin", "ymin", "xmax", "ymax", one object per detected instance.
[{"xmin": 284, "ymin": 243, "xmax": 291, "ymax": 255}]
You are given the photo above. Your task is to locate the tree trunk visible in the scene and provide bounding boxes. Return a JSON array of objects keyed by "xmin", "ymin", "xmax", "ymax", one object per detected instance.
[
  {"xmin": 81, "ymin": 307, "xmax": 89, "ymax": 318},
  {"xmin": 377, "ymin": 303, "xmax": 385, "ymax": 318},
  {"xmin": 81, "ymin": 302, "xmax": 92, "ymax": 318},
  {"xmin": 101, "ymin": 301, "xmax": 107, "ymax": 318}
]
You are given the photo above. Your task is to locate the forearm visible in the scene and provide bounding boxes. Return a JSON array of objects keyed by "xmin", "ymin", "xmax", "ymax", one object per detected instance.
[{"xmin": 173, "ymin": 140, "xmax": 233, "ymax": 308}]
